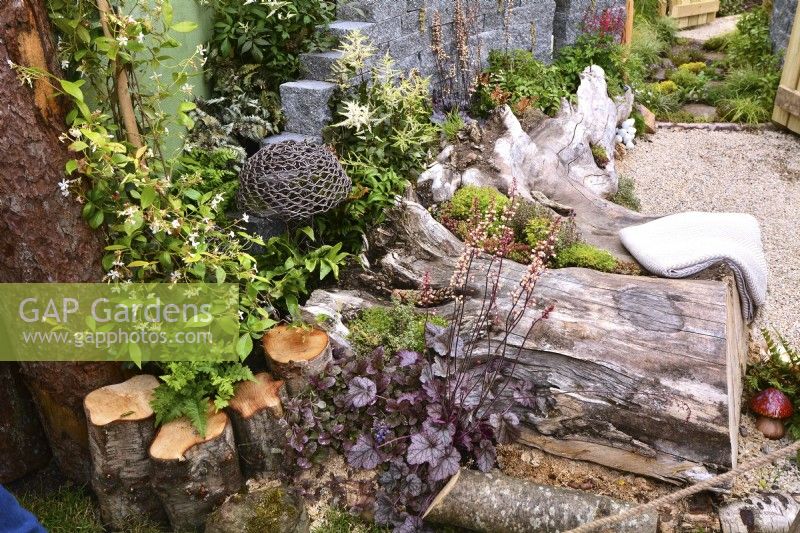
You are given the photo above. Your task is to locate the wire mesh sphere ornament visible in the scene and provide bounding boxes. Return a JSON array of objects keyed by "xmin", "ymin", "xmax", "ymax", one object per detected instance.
[{"xmin": 237, "ymin": 141, "xmax": 351, "ymax": 222}]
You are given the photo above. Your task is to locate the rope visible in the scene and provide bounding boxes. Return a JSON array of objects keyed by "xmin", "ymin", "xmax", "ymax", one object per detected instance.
[{"xmin": 566, "ymin": 439, "xmax": 800, "ymax": 533}]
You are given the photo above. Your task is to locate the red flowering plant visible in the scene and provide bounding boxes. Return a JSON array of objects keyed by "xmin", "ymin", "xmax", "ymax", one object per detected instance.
[
  {"xmin": 282, "ymin": 188, "xmax": 558, "ymax": 531},
  {"xmin": 583, "ymin": 5, "xmax": 626, "ymax": 41}
]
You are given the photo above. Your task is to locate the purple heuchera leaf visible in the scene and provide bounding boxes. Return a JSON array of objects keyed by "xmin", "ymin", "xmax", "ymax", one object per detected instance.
[
  {"xmin": 406, "ymin": 431, "xmax": 446, "ymax": 466},
  {"xmin": 397, "ymin": 350, "xmax": 420, "ymax": 367},
  {"xmin": 425, "ymin": 323, "xmax": 464, "ymax": 358},
  {"xmin": 475, "ymin": 439, "xmax": 496, "ymax": 472},
  {"xmin": 395, "ymin": 515, "xmax": 424, "ymax": 533},
  {"xmin": 429, "ymin": 446, "xmax": 461, "ymax": 482},
  {"xmin": 348, "ymin": 376, "xmax": 377, "ymax": 408},
  {"xmin": 346, "ymin": 434, "xmax": 381, "ymax": 470}
]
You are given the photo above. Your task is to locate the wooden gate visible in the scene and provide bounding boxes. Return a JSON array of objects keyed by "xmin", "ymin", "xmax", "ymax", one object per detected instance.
[
  {"xmin": 773, "ymin": 5, "xmax": 800, "ymax": 134},
  {"xmin": 667, "ymin": 0, "xmax": 720, "ymax": 29}
]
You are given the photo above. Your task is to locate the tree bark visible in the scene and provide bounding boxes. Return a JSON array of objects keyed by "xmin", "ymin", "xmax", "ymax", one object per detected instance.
[
  {"xmin": 0, "ymin": 0, "xmax": 125, "ymax": 484},
  {"xmin": 149, "ymin": 409, "xmax": 244, "ymax": 531},
  {"xmin": 84, "ymin": 375, "xmax": 168, "ymax": 529},
  {"xmin": 423, "ymin": 469, "xmax": 658, "ymax": 533},
  {"xmin": 0, "ymin": 363, "xmax": 50, "ymax": 483},
  {"xmin": 263, "ymin": 326, "xmax": 333, "ymax": 396},
  {"xmin": 370, "ymin": 200, "xmax": 748, "ymax": 483},
  {"xmin": 226, "ymin": 372, "xmax": 286, "ymax": 479}
]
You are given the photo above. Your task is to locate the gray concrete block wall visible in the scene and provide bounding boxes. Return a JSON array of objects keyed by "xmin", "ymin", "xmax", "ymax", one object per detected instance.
[{"xmin": 771, "ymin": 0, "xmax": 798, "ymax": 55}]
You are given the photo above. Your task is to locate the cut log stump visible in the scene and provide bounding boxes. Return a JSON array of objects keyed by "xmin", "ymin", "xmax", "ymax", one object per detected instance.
[
  {"xmin": 424, "ymin": 469, "xmax": 658, "ymax": 532},
  {"xmin": 84, "ymin": 374, "xmax": 168, "ymax": 529},
  {"xmin": 263, "ymin": 326, "xmax": 332, "ymax": 396},
  {"xmin": 227, "ymin": 373, "xmax": 286, "ymax": 479},
  {"xmin": 373, "ymin": 200, "xmax": 748, "ymax": 483},
  {"xmin": 0, "ymin": 363, "xmax": 50, "ymax": 483},
  {"xmin": 149, "ymin": 408, "xmax": 243, "ymax": 531}
]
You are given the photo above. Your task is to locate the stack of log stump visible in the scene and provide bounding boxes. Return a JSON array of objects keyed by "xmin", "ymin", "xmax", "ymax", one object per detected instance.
[{"xmin": 81, "ymin": 325, "xmax": 333, "ymax": 531}]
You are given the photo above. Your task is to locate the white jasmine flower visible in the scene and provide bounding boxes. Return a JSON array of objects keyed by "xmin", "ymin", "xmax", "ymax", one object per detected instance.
[
  {"xmin": 61, "ymin": 59, "xmax": 69, "ymax": 70},
  {"xmin": 241, "ymin": 213, "xmax": 250, "ymax": 223},
  {"xmin": 117, "ymin": 35, "xmax": 129, "ymax": 47},
  {"xmin": 149, "ymin": 220, "xmax": 163, "ymax": 233},
  {"xmin": 180, "ymin": 83, "xmax": 194, "ymax": 95},
  {"xmin": 171, "ymin": 219, "xmax": 181, "ymax": 229},
  {"xmin": 238, "ymin": 310, "xmax": 245, "ymax": 320},
  {"xmin": 228, "ymin": 231, "xmax": 235, "ymax": 238},
  {"xmin": 188, "ymin": 232, "xmax": 200, "ymax": 247},
  {"xmin": 170, "ymin": 271, "xmax": 181, "ymax": 283},
  {"xmin": 104, "ymin": 269, "xmax": 122, "ymax": 281},
  {"xmin": 58, "ymin": 179, "xmax": 70, "ymax": 197}
]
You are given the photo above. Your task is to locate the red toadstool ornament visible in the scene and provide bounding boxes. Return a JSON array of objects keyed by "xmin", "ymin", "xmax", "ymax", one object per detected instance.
[{"xmin": 750, "ymin": 388, "xmax": 794, "ymax": 439}]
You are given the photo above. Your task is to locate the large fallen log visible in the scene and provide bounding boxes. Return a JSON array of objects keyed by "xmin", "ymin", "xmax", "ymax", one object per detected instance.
[
  {"xmin": 371, "ymin": 200, "xmax": 747, "ymax": 483},
  {"xmin": 84, "ymin": 374, "xmax": 167, "ymax": 529},
  {"xmin": 149, "ymin": 409, "xmax": 243, "ymax": 531},
  {"xmin": 423, "ymin": 468, "xmax": 658, "ymax": 533}
]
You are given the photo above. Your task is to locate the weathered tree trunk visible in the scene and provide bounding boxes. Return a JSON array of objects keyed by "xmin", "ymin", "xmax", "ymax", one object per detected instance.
[
  {"xmin": 263, "ymin": 326, "xmax": 333, "ymax": 396},
  {"xmin": 423, "ymin": 469, "xmax": 658, "ymax": 532},
  {"xmin": 227, "ymin": 373, "xmax": 286, "ymax": 479},
  {"xmin": 718, "ymin": 493, "xmax": 800, "ymax": 533},
  {"xmin": 21, "ymin": 363, "xmax": 127, "ymax": 483},
  {"xmin": 371, "ymin": 200, "xmax": 748, "ymax": 483},
  {"xmin": 0, "ymin": 363, "xmax": 50, "ymax": 482},
  {"xmin": 149, "ymin": 409, "xmax": 244, "ymax": 531},
  {"xmin": 84, "ymin": 375, "xmax": 168, "ymax": 529},
  {"xmin": 1, "ymin": 0, "xmax": 123, "ymax": 484}
]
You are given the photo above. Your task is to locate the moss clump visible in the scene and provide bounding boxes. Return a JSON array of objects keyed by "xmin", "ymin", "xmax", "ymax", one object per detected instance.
[
  {"xmin": 610, "ymin": 175, "xmax": 641, "ymax": 212},
  {"xmin": 655, "ymin": 80, "xmax": 678, "ymax": 94},
  {"xmin": 447, "ymin": 185, "xmax": 508, "ymax": 220},
  {"xmin": 678, "ymin": 61, "xmax": 706, "ymax": 74},
  {"xmin": 590, "ymin": 144, "xmax": 609, "ymax": 169},
  {"xmin": 312, "ymin": 508, "xmax": 391, "ymax": 533},
  {"xmin": 554, "ymin": 243, "xmax": 618, "ymax": 272},
  {"xmin": 246, "ymin": 487, "xmax": 299, "ymax": 533},
  {"xmin": 348, "ymin": 303, "xmax": 448, "ymax": 356}
]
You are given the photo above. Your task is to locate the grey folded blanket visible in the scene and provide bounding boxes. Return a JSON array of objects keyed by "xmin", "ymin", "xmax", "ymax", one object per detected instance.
[{"xmin": 619, "ymin": 212, "xmax": 768, "ymax": 321}]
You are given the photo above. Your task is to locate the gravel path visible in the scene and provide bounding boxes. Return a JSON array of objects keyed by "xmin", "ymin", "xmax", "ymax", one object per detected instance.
[
  {"xmin": 677, "ymin": 14, "xmax": 740, "ymax": 42},
  {"xmin": 618, "ymin": 127, "xmax": 800, "ymax": 345}
]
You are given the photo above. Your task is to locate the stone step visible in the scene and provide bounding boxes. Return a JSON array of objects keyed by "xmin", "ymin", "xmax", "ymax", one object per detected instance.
[
  {"xmin": 324, "ymin": 20, "xmax": 398, "ymax": 46},
  {"xmin": 336, "ymin": 0, "xmax": 406, "ymax": 23},
  {"xmin": 261, "ymin": 132, "xmax": 321, "ymax": 145},
  {"xmin": 278, "ymin": 80, "xmax": 337, "ymax": 137},
  {"xmin": 299, "ymin": 50, "xmax": 343, "ymax": 82}
]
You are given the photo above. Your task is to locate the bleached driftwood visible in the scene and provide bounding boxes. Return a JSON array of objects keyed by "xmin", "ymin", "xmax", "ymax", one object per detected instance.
[
  {"xmin": 423, "ymin": 469, "xmax": 658, "ymax": 533},
  {"xmin": 373, "ymin": 200, "xmax": 747, "ymax": 483},
  {"xmin": 84, "ymin": 375, "xmax": 167, "ymax": 529}
]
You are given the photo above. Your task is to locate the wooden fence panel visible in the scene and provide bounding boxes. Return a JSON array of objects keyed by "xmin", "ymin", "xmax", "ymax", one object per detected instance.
[
  {"xmin": 773, "ymin": 5, "xmax": 800, "ymax": 134},
  {"xmin": 668, "ymin": 0, "xmax": 720, "ymax": 29}
]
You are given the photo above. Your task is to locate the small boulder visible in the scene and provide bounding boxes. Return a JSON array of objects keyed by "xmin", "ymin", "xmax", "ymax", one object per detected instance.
[{"xmin": 636, "ymin": 104, "xmax": 657, "ymax": 134}]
